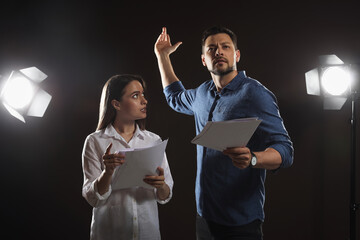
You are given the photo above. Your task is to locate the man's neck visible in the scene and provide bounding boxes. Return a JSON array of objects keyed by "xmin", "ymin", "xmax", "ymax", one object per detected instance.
[{"xmin": 211, "ymin": 70, "xmax": 238, "ymax": 92}]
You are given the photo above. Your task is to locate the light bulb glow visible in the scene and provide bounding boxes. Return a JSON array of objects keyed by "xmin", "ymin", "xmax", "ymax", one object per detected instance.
[
  {"xmin": 3, "ymin": 76, "xmax": 35, "ymax": 109},
  {"xmin": 321, "ymin": 67, "xmax": 351, "ymax": 96}
]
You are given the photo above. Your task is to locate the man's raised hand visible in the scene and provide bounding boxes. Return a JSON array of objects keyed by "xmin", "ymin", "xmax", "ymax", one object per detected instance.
[{"xmin": 154, "ymin": 27, "xmax": 182, "ymax": 57}]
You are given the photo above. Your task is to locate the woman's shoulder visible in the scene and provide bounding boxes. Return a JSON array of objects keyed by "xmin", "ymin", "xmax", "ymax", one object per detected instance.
[{"xmin": 84, "ymin": 128, "xmax": 105, "ymax": 142}]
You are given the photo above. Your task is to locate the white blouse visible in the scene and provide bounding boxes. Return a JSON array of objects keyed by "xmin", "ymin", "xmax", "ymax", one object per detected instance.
[{"xmin": 82, "ymin": 124, "xmax": 174, "ymax": 240}]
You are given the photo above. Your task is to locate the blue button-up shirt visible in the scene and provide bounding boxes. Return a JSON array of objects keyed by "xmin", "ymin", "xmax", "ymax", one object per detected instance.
[{"xmin": 164, "ymin": 71, "xmax": 293, "ymax": 226}]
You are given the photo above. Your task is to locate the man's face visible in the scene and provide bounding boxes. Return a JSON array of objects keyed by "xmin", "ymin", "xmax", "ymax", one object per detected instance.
[{"xmin": 201, "ymin": 33, "xmax": 240, "ymax": 76}]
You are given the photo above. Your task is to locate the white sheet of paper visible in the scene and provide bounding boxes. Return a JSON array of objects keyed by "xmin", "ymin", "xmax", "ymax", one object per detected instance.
[
  {"xmin": 191, "ymin": 118, "xmax": 261, "ymax": 151},
  {"xmin": 111, "ymin": 139, "xmax": 168, "ymax": 190}
]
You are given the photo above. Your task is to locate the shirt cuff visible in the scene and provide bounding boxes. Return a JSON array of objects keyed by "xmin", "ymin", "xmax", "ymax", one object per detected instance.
[
  {"xmin": 269, "ymin": 143, "xmax": 293, "ymax": 169},
  {"xmin": 93, "ymin": 180, "xmax": 112, "ymax": 200},
  {"xmin": 156, "ymin": 187, "xmax": 173, "ymax": 205},
  {"xmin": 163, "ymin": 81, "xmax": 184, "ymax": 95}
]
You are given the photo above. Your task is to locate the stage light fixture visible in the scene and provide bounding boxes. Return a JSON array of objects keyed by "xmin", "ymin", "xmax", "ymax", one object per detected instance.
[
  {"xmin": 305, "ymin": 54, "xmax": 353, "ymax": 110},
  {"xmin": 0, "ymin": 67, "xmax": 51, "ymax": 123},
  {"xmin": 305, "ymin": 54, "xmax": 359, "ymax": 240}
]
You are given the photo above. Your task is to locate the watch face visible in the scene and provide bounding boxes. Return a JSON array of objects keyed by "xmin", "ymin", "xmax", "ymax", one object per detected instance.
[{"xmin": 251, "ymin": 156, "xmax": 257, "ymax": 166}]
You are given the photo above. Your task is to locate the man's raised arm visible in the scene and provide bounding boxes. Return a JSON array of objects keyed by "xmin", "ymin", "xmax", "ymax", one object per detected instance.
[{"xmin": 154, "ymin": 27, "xmax": 182, "ymax": 89}]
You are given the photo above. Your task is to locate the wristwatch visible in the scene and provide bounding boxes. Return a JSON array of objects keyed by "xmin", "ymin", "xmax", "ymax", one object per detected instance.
[{"xmin": 250, "ymin": 151, "xmax": 257, "ymax": 167}]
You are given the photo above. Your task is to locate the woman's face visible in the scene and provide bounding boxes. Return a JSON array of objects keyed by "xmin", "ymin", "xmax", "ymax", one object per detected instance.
[{"xmin": 114, "ymin": 80, "xmax": 147, "ymax": 122}]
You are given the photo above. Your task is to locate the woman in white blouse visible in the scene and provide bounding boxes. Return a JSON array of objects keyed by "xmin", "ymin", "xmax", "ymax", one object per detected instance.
[{"xmin": 82, "ymin": 74, "xmax": 174, "ymax": 240}]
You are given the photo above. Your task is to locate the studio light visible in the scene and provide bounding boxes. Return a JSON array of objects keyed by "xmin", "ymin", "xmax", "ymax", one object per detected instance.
[
  {"xmin": 305, "ymin": 54, "xmax": 354, "ymax": 110},
  {"xmin": 305, "ymin": 54, "xmax": 359, "ymax": 240},
  {"xmin": 0, "ymin": 67, "xmax": 51, "ymax": 123}
]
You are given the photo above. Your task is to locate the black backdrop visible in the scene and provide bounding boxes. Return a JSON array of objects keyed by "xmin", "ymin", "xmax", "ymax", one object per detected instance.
[{"xmin": 0, "ymin": 1, "xmax": 359, "ymax": 239}]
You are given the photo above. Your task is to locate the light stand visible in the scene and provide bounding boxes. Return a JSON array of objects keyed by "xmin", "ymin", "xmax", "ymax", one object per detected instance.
[
  {"xmin": 305, "ymin": 55, "xmax": 359, "ymax": 240},
  {"xmin": 350, "ymin": 89, "xmax": 359, "ymax": 240}
]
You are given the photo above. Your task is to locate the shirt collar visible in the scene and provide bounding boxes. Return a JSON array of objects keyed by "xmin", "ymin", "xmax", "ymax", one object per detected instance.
[
  {"xmin": 103, "ymin": 123, "xmax": 144, "ymax": 141},
  {"xmin": 209, "ymin": 71, "xmax": 246, "ymax": 93}
]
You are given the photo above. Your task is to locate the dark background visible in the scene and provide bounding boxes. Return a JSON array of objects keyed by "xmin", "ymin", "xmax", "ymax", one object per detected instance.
[{"xmin": 0, "ymin": 0, "xmax": 359, "ymax": 239}]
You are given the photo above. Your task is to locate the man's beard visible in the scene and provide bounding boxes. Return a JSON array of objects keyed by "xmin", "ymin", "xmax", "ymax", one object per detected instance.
[{"xmin": 209, "ymin": 65, "xmax": 235, "ymax": 76}]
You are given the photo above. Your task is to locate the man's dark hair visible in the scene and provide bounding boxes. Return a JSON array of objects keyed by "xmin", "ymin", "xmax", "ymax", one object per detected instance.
[{"xmin": 201, "ymin": 25, "xmax": 238, "ymax": 51}]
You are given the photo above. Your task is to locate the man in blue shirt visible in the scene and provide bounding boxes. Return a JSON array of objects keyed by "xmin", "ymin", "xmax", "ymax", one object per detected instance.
[{"xmin": 154, "ymin": 26, "xmax": 293, "ymax": 240}]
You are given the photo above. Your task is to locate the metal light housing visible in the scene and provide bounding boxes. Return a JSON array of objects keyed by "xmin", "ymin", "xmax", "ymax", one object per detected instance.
[
  {"xmin": 0, "ymin": 67, "xmax": 52, "ymax": 122},
  {"xmin": 305, "ymin": 54, "xmax": 353, "ymax": 110}
]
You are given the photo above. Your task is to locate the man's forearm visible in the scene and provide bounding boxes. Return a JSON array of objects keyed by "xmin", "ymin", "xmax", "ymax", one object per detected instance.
[
  {"xmin": 156, "ymin": 54, "xmax": 180, "ymax": 89},
  {"xmin": 254, "ymin": 148, "xmax": 282, "ymax": 170}
]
